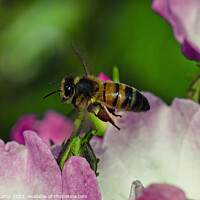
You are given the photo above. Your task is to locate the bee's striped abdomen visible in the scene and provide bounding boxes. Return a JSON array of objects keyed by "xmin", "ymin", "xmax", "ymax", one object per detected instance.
[{"xmin": 99, "ymin": 82, "xmax": 150, "ymax": 112}]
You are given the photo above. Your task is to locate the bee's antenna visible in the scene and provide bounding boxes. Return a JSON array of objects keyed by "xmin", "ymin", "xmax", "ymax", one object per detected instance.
[
  {"xmin": 49, "ymin": 82, "xmax": 61, "ymax": 87},
  {"xmin": 43, "ymin": 89, "xmax": 61, "ymax": 99},
  {"xmin": 71, "ymin": 41, "xmax": 89, "ymax": 76}
]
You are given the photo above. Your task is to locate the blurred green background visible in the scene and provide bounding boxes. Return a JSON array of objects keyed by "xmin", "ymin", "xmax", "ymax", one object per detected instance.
[{"xmin": 0, "ymin": 0, "xmax": 199, "ymax": 141}]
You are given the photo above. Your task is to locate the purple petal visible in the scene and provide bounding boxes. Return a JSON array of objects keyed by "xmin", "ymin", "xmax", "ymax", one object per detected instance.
[
  {"xmin": 182, "ymin": 39, "xmax": 200, "ymax": 61},
  {"xmin": 98, "ymin": 72, "xmax": 112, "ymax": 81},
  {"xmin": 0, "ymin": 130, "xmax": 62, "ymax": 196},
  {"xmin": 62, "ymin": 156, "xmax": 101, "ymax": 199},
  {"xmin": 136, "ymin": 184, "xmax": 186, "ymax": 200},
  {"xmin": 10, "ymin": 114, "xmax": 38, "ymax": 145},
  {"xmin": 38, "ymin": 110, "xmax": 73, "ymax": 146}
]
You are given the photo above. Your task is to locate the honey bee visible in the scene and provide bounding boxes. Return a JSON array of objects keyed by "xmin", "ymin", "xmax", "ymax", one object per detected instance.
[{"xmin": 44, "ymin": 45, "xmax": 150, "ymax": 130}]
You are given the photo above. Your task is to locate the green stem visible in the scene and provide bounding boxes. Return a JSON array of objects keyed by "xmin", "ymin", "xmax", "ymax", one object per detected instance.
[{"xmin": 70, "ymin": 112, "xmax": 84, "ymax": 139}]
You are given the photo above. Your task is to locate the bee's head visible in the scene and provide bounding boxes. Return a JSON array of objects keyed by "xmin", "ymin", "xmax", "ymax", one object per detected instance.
[{"xmin": 61, "ymin": 76, "xmax": 75, "ymax": 103}]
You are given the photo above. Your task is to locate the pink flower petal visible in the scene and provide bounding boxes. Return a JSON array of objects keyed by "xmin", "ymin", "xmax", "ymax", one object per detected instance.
[
  {"xmin": 0, "ymin": 130, "xmax": 62, "ymax": 196},
  {"xmin": 38, "ymin": 110, "xmax": 73, "ymax": 146},
  {"xmin": 98, "ymin": 72, "xmax": 112, "ymax": 81},
  {"xmin": 1, "ymin": 130, "xmax": 102, "ymax": 198},
  {"xmin": 24, "ymin": 131, "xmax": 62, "ymax": 195},
  {"xmin": 62, "ymin": 156, "xmax": 101, "ymax": 199},
  {"xmin": 152, "ymin": 0, "xmax": 200, "ymax": 61},
  {"xmin": 10, "ymin": 114, "xmax": 38, "ymax": 145},
  {"xmin": 136, "ymin": 184, "xmax": 186, "ymax": 200},
  {"xmin": 10, "ymin": 110, "xmax": 73, "ymax": 147}
]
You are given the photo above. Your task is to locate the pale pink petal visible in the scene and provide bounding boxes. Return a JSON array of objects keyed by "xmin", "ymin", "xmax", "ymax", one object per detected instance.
[
  {"xmin": 0, "ymin": 139, "xmax": 28, "ymax": 194},
  {"xmin": 152, "ymin": 0, "xmax": 185, "ymax": 43},
  {"xmin": 136, "ymin": 184, "xmax": 186, "ymax": 200},
  {"xmin": 178, "ymin": 108, "xmax": 200, "ymax": 197},
  {"xmin": 0, "ymin": 130, "xmax": 62, "ymax": 196},
  {"xmin": 93, "ymin": 92, "xmax": 200, "ymax": 199},
  {"xmin": 38, "ymin": 110, "xmax": 73, "ymax": 146},
  {"xmin": 62, "ymin": 156, "xmax": 101, "ymax": 199}
]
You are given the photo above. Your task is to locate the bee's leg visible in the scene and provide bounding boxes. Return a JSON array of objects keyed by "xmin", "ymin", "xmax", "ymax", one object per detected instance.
[
  {"xmin": 96, "ymin": 106, "xmax": 120, "ymax": 130},
  {"xmin": 73, "ymin": 104, "xmax": 80, "ymax": 112},
  {"xmin": 106, "ymin": 107, "xmax": 122, "ymax": 118},
  {"xmin": 72, "ymin": 96, "xmax": 85, "ymax": 112},
  {"xmin": 87, "ymin": 98, "xmax": 98, "ymax": 113},
  {"xmin": 87, "ymin": 103, "xmax": 95, "ymax": 113},
  {"xmin": 89, "ymin": 103, "xmax": 120, "ymax": 130},
  {"xmin": 72, "ymin": 99, "xmax": 80, "ymax": 112}
]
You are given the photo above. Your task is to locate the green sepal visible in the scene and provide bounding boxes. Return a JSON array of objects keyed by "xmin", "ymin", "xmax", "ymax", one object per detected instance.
[
  {"xmin": 57, "ymin": 129, "xmax": 99, "ymax": 176},
  {"xmin": 57, "ymin": 136, "xmax": 80, "ymax": 170},
  {"xmin": 90, "ymin": 113, "xmax": 107, "ymax": 137},
  {"xmin": 113, "ymin": 65, "xmax": 120, "ymax": 83},
  {"xmin": 70, "ymin": 111, "xmax": 84, "ymax": 139},
  {"xmin": 79, "ymin": 130, "xmax": 100, "ymax": 176},
  {"xmin": 186, "ymin": 74, "xmax": 200, "ymax": 103}
]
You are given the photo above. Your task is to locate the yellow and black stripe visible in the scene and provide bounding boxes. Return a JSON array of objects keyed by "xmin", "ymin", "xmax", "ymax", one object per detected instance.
[{"xmin": 99, "ymin": 82, "xmax": 150, "ymax": 112}]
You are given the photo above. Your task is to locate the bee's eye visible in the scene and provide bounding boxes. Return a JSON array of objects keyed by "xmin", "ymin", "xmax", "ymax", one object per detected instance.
[{"xmin": 65, "ymin": 85, "xmax": 74, "ymax": 97}]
